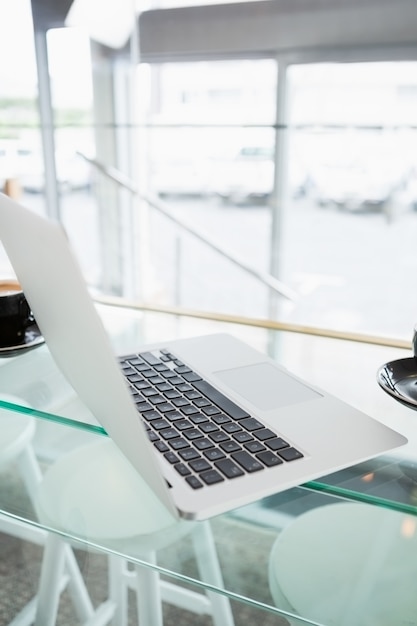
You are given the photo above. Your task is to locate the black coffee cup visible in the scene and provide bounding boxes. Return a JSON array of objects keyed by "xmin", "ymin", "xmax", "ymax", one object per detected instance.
[
  {"xmin": 413, "ymin": 325, "xmax": 417, "ymax": 359},
  {"xmin": 0, "ymin": 280, "xmax": 34, "ymax": 348}
]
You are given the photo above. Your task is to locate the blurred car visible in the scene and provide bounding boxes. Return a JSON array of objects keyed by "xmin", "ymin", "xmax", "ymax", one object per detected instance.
[
  {"xmin": 151, "ymin": 158, "xmax": 210, "ymax": 197},
  {"xmin": 207, "ymin": 145, "xmax": 311, "ymax": 205},
  {"xmin": 210, "ymin": 145, "xmax": 273, "ymax": 204},
  {"xmin": 19, "ymin": 149, "xmax": 91, "ymax": 193},
  {"xmin": 311, "ymin": 159, "xmax": 407, "ymax": 212}
]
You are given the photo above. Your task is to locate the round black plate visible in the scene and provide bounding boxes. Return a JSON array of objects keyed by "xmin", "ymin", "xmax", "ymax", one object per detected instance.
[
  {"xmin": 377, "ymin": 357, "xmax": 417, "ymax": 410},
  {"xmin": 0, "ymin": 323, "xmax": 44, "ymax": 357}
]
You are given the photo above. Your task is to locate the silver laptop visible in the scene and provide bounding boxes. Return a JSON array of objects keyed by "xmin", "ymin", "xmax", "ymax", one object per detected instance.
[{"xmin": 0, "ymin": 193, "xmax": 407, "ymax": 520}]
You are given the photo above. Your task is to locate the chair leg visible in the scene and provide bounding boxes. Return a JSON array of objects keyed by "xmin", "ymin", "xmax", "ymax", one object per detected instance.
[
  {"xmin": 34, "ymin": 533, "xmax": 67, "ymax": 626},
  {"xmin": 19, "ymin": 444, "xmax": 97, "ymax": 624},
  {"xmin": 34, "ymin": 533, "xmax": 100, "ymax": 626},
  {"xmin": 63, "ymin": 544, "xmax": 95, "ymax": 623},
  {"xmin": 192, "ymin": 521, "xmax": 235, "ymax": 626},
  {"xmin": 134, "ymin": 551, "xmax": 163, "ymax": 626},
  {"xmin": 16, "ymin": 445, "xmax": 43, "ymax": 498},
  {"xmin": 108, "ymin": 555, "xmax": 129, "ymax": 626}
]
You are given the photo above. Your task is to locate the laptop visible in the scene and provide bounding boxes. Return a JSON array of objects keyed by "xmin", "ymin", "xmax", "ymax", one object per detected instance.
[{"xmin": 0, "ymin": 193, "xmax": 407, "ymax": 520}]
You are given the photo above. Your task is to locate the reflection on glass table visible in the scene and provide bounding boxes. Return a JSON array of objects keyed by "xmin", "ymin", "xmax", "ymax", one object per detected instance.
[{"xmin": 1, "ymin": 303, "xmax": 417, "ymax": 626}]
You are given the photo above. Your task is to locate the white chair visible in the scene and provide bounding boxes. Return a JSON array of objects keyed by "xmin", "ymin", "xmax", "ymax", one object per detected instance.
[
  {"xmin": 34, "ymin": 437, "xmax": 235, "ymax": 626},
  {"xmin": 0, "ymin": 401, "xmax": 96, "ymax": 626},
  {"xmin": 268, "ymin": 501, "xmax": 417, "ymax": 626}
]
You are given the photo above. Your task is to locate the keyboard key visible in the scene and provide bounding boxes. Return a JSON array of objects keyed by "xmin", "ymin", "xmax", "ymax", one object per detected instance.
[
  {"xmin": 169, "ymin": 377, "xmax": 184, "ymax": 385},
  {"xmin": 186, "ymin": 475, "xmax": 203, "ymax": 489},
  {"xmin": 174, "ymin": 463, "xmax": 192, "ymax": 476},
  {"xmin": 165, "ymin": 411, "xmax": 183, "ymax": 422},
  {"xmin": 255, "ymin": 428, "xmax": 276, "ymax": 441},
  {"xmin": 189, "ymin": 458, "xmax": 212, "ymax": 473},
  {"xmin": 158, "ymin": 403, "xmax": 176, "ymax": 413},
  {"xmin": 141, "ymin": 388, "xmax": 159, "ymax": 398},
  {"xmin": 193, "ymin": 397, "xmax": 211, "ymax": 408},
  {"xmin": 192, "ymin": 380, "xmax": 250, "ymax": 420},
  {"xmin": 136, "ymin": 402, "xmax": 153, "ymax": 413},
  {"xmin": 219, "ymin": 440, "xmax": 241, "ymax": 453},
  {"xmin": 189, "ymin": 414, "xmax": 208, "ymax": 425},
  {"xmin": 123, "ymin": 367, "xmax": 137, "ymax": 377},
  {"xmin": 215, "ymin": 459, "xmax": 244, "ymax": 479},
  {"xmin": 184, "ymin": 390, "xmax": 201, "ymax": 400},
  {"xmin": 133, "ymin": 380, "xmax": 151, "ymax": 390},
  {"xmin": 240, "ymin": 417, "xmax": 263, "ymax": 431},
  {"xmin": 202, "ymin": 405, "xmax": 221, "ymax": 416},
  {"xmin": 204, "ymin": 448, "xmax": 226, "ymax": 461},
  {"xmin": 182, "ymin": 371, "xmax": 203, "ymax": 382},
  {"xmin": 231, "ymin": 451, "xmax": 264, "ymax": 473},
  {"xmin": 170, "ymin": 438, "xmax": 190, "ymax": 451},
  {"xmin": 142, "ymin": 410, "xmax": 161, "ymax": 421},
  {"xmin": 140, "ymin": 351, "xmax": 161, "ymax": 366},
  {"xmin": 175, "ymin": 419, "xmax": 193, "ymax": 431},
  {"xmin": 164, "ymin": 451, "xmax": 179, "ymax": 463},
  {"xmin": 222, "ymin": 422, "xmax": 242, "ymax": 434},
  {"xmin": 172, "ymin": 398, "xmax": 190, "ymax": 407},
  {"xmin": 194, "ymin": 438, "xmax": 214, "ymax": 451},
  {"xmin": 174, "ymin": 365, "xmax": 192, "ymax": 374},
  {"xmin": 179, "ymin": 448, "xmax": 201, "ymax": 461},
  {"xmin": 162, "ymin": 370, "xmax": 177, "ymax": 379},
  {"xmin": 127, "ymin": 357, "xmax": 144, "ymax": 366},
  {"xmin": 177, "ymin": 384, "xmax": 192, "ymax": 392},
  {"xmin": 149, "ymin": 395, "xmax": 165, "ymax": 405},
  {"xmin": 156, "ymin": 382, "xmax": 172, "ymax": 392},
  {"xmin": 164, "ymin": 390, "xmax": 181, "ymax": 399},
  {"xmin": 209, "ymin": 431, "xmax": 229, "ymax": 443},
  {"xmin": 278, "ymin": 447, "xmax": 304, "ymax": 462},
  {"xmin": 181, "ymin": 405, "xmax": 200, "ymax": 416},
  {"xmin": 152, "ymin": 419, "xmax": 170, "ymax": 430},
  {"xmin": 233, "ymin": 431, "xmax": 253, "ymax": 443},
  {"xmin": 200, "ymin": 470, "xmax": 224, "ymax": 485},
  {"xmin": 126, "ymin": 373, "xmax": 142, "ymax": 382},
  {"xmin": 212, "ymin": 414, "xmax": 231, "ymax": 425},
  {"xmin": 161, "ymin": 428, "xmax": 180, "ymax": 440},
  {"xmin": 266, "ymin": 437, "xmax": 290, "ymax": 451},
  {"xmin": 155, "ymin": 441, "xmax": 170, "ymax": 453},
  {"xmin": 256, "ymin": 451, "xmax": 283, "ymax": 467},
  {"xmin": 149, "ymin": 376, "xmax": 164, "ymax": 385},
  {"xmin": 141, "ymin": 369, "xmax": 157, "ymax": 378},
  {"xmin": 199, "ymin": 423, "xmax": 219, "ymax": 434},
  {"xmin": 244, "ymin": 440, "xmax": 266, "ymax": 453},
  {"xmin": 184, "ymin": 428, "xmax": 203, "ymax": 441}
]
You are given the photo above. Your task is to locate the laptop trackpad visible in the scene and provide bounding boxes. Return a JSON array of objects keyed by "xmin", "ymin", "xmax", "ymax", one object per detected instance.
[{"xmin": 215, "ymin": 363, "xmax": 321, "ymax": 411}]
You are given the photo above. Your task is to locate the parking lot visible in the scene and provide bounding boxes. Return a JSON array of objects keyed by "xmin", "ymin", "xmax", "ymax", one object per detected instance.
[
  {"xmin": 151, "ymin": 193, "xmax": 417, "ymax": 340},
  {"xmin": 3, "ymin": 187, "xmax": 417, "ymax": 344}
]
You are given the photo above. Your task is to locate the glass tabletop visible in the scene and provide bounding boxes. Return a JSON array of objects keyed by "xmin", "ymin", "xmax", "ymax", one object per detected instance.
[{"xmin": 1, "ymin": 303, "xmax": 417, "ymax": 626}]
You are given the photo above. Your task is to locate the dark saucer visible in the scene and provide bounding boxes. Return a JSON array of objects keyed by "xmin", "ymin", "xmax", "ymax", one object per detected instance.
[
  {"xmin": 377, "ymin": 356, "xmax": 417, "ymax": 410},
  {"xmin": 0, "ymin": 323, "xmax": 45, "ymax": 357}
]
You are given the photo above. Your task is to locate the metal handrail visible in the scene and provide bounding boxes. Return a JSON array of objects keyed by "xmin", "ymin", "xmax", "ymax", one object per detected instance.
[{"xmin": 78, "ymin": 152, "xmax": 298, "ymax": 302}]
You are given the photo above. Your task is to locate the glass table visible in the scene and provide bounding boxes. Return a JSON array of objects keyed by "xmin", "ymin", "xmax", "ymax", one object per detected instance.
[{"xmin": 1, "ymin": 302, "xmax": 416, "ymax": 626}]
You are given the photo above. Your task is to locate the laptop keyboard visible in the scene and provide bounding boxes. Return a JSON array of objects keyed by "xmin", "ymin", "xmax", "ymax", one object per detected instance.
[{"xmin": 119, "ymin": 348, "xmax": 304, "ymax": 490}]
